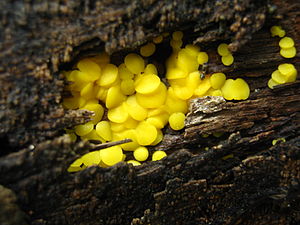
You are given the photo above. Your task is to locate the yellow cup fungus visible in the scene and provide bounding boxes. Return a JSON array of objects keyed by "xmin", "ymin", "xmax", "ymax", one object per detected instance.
[
  {"xmin": 217, "ymin": 43, "xmax": 234, "ymax": 66},
  {"xmin": 65, "ymin": 30, "xmax": 254, "ymax": 172},
  {"xmin": 133, "ymin": 146, "xmax": 149, "ymax": 161},
  {"xmin": 168, "ymin": 112, "xmax": 185, "ymax": 130},
  {"xmin": 152, "ymin": 150, "xmax": 167, "ymax": 161},
  {"xmin": 270, "ymin": 26, "xmax": 286, "ymax": 37},
  {"xmin": 268, "ymin": 63, "xmax": 297, "ymax": 89}
]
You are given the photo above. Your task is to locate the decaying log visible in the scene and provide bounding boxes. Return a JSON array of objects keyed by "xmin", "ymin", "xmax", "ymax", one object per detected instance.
[{"xmin": 0, "ymin": 0, "xmax": 299, "ymax": 225}]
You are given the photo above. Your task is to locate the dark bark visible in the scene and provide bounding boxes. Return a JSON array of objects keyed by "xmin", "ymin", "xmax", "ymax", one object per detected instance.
[{"xmin": 0, "ymin": 0, "xmax": 299, "ymax": 225}]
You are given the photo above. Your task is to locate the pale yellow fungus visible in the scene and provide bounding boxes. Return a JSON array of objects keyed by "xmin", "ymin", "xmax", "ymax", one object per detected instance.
[
  {"xmin": 197, "ymin": 52, "xmax": 209, "ymax": 65},
  {"xmin": 140, "ymin": 43, "xmax": 156, "ymax": 57},
  {"xmin": 168, "ymin": 112, "xmax": 185, "ymax": 130},
  {"xmin": 221, "ymin": 78, "xmax": 250, "ymax": 100},
  {"xmin": 279, "ymin": 37, "xmax": 294, "ymax": 49},
  {"xmin": 120, "ymin": 79, "xmax": 135, "ymax": 95},
  {"xmin": 100, "ymin": 146, "xmax": 123, "ymax": 166},
  {"xmin": 280, "ymin": 47, "xmax": 296, "ymax": 58},
  {"xmin": 106, "ymin": 86, "xmax": 126, "ymax": 109},
  {"xmin": 172, "ymin": 31, "xmax": 183, "ymax": 41},
  {"xmin": 210, "ymin": 73, "xmax": 226, "ymax": 89},
  {"xmin": 95, "ymin": 121, "xmax": 112, "ymax": 141},
  {"xmin": 221, "ymin": 54, "xmax": 234, "ymax": 66},
  {"xmin": 74, "ymin": 122, "xmax": 94, "ymax": 136},
  {"xmin": 81, "ymin": 103, "xmax": 104, "ymax": 124},
  {"xmin": 152, "ymin": 150, "xmax": 167, "ymax": 161},
  {"xmin": 136, "ymin": 121, "xmax": 158, "ymax": 145},
  {"xmin": 133, "ymin": 146, "xmax": 149, "ymax": 161},
  {"xmin": 81, "ymin": 151, "xmax": 101, "ymax": 167},
  {"xmin": 77, "ymin": 58, "xmax": 101, "ymax": 82},
  {"xmin": 118, "ymin": 63, "xmax": 134, "ymax": 80},
  {"xmin": 270, "ymin": 26, "xmax": 286, "ymax": 37},
  {"xmin": 124, "ymin": 53, "xmax": 145, "ymax": 74},
  {"xmin": 136, "ymin": 82, "xmax": 167, "ymax": 108},
  {"xmin": 267, "ymin": 78, "xmax": 280, "ymax": 89},
  {"xmin": 127, "ymin": 160, "xmax": 141, "ymax": 166},
  {"xmin": 125, "ymin": 95, "xmax": 148, "ymax": 121},
  {"xmin": 97, "ymin": 64, "xmax": 119, "ymax": 87},
  {"xmin": 217, "ymin": 43, "xmax": 230, "ymax": 56},
  {"xmin": 135, "ymin": 74, "xmax": 161, "ymax": 94},
  {"xmin": 107, "ymin": 103, "xmax": 128, "ymax": 123},
  {"xmin": 144, "ymin": 64, "xmax": 158, "ymax": 75}
]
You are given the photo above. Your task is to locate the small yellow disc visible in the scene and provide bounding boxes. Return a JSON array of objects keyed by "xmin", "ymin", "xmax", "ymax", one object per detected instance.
[
  {"xmin": 152, "ymin": 150, "xmax": 167, "ymax": 161},
  {"xmin": 74, "ymin": 122, "xmax": 94, "ymax": 136},
  {"xmin": 135, "ymin": 74, "xmax": 161, "ymax": 94},
  {"xmin": 136, "ymin": 121, "xmax": 158, "ymax": 145},
  {"xmin": 124, "ymin": 53, "xmax": 145, "ymax": 74},
  {"xmin": 127, "ymin": 160, "xmax": 141, "ymax": 166},
  {"xmin": 168, "ymin": 112, "xmax": 185, "ymax": 130},
  {"xmin": 217, "ymin": 43, "xmax": 230, "ymax": 56},
  {"xmin": 133, "ymin": 146, "xmax": 149, "ymax": 161},
  {"xmin": 100, "ymin": 146, "xmax": 123, "ymax": 166},
  {"xmin": 279, "ymin": 37, "xmax": 294, "ymax": 49},
  {"xmin": 197, "ymin": 52, "xmax": 209, "ymax": 65},
  {"xmin": 221, "ymin": 54, "xmax": 234, "ymax": 66},
  {"xmin": 280, "ymin": 47, "xmax": 296, "ymax": 58},
  {"xmin": 210, "ymin": 72, "xmax": 226, "ymax": 89},
  {"xmin": 140, "ymin": 43, "xmax": 156, "ymax": 57},
  {"xmin": 95, "ymin": 121, "xmax": 112, "ymax": 141}
]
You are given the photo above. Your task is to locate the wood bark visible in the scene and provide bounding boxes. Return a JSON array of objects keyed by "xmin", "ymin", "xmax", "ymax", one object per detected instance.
[{"xmin": 0, "ymin": 0, "xmax": 299, "ymax": 225}]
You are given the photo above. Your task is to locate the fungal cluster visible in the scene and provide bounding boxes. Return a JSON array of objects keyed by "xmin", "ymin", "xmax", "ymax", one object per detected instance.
[{"xmin": 63, "ymin": 27, "xmax": 297, "ymax": 172}]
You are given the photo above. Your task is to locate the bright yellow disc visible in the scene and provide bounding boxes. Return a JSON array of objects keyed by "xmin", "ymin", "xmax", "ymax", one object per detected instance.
[
  {"xmin": 81, "ymin": 151, "xmax": 101, "ymax": 167},
  {"xmin": 107, "ymin": 103, "xmax": 128, "ymax": 123},
  {"xmin": 210, "ymin": 72, "xmax": 226, "ymax": 89},
  {"xmin": 197, "ymin": 52, "xmax": 209, "ymax": 65},
  {"xmin": 168, "ymin": 112, "xmax": 185, "ymax": 130},
  {"xmin": 100, "ymin": 146, "xmax": 123, "ymax": 166},
  {"xmin": 140, "ymin": 43, "xmax": 156, "ymax": 57},
  {"xmin": 136, "ymin": 83, "xmax": 167, "ymax": 108},
  {"xmin": 98, "ymin": 64, "xmax": 118, "ymax": 87},
  {"xmin": 279, "ymin": 37, "xmax": 294, "ymax": 49},
  {"xmin": 124, "ymin": 53, "xmax": 145, "ymax": 74},
  {"xmin": 280, "ymin": 47, "xmax": 296, "ymax": 58},
  {"xmin": 74, "ymin": 122, "xmax": 94, "ymax": 136},
  {"xmin": 77, "ymin": 58, "xmax": 101, "ymax": 82},
  {"xmin": 95, "ymin": 121, "xmax": 112, "ymax": 141},
  {"xmin": 133, "ymin": 146, "xmax": 149, "ymax": 161},
  {"xmin": 221, "ymin": 54, "xmax": 234, "ymax": 66},
  {"xmin": 135, "ymin": 74, "xmax": 161, "ymax": 94},
  {"xmin": 217, "ymin": 43, "xmax": 230, "ymax": 56},
  {"xmin": 136, "ymin": 121, "xmax": 158, "ymax": 145},
  {"xmin": 106, "ymin": 85, "xmax": 126, "ymax": 109},
  {"xmin": 152, "ymin": 150, "xmax": 167, "ymax": 161}
]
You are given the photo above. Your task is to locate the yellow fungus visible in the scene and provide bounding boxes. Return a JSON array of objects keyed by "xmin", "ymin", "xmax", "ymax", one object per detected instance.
[
  {"xmin": 153, "ymin": 35, "xmax": 163, "ymax": 44},
  {"xmin": 194, "ymin": 76, "xmax": 211, "ymax": 97},
  {"xmin": 127, "ymin": 160, "xmax": 141, "ymax": 166},
  {"xmin": 95, "ymin": 121, "xmax": 112, "ymax": 141},
  {"xmin": 136, "ymin": 82, "xmax": 167, "ymax": 108},
  {"xmin": 177, "ymin": 49, "xmax": 199, "ymax": 73},
  {"xmin": 118, "ymin": 63, "xmax": 134, "ymax": 80},
  {"xmin": 96, "ymin": 87, "xmax": 108, "ymax": 102},
  {"xmin": 217, "ymin": 43, "xmax": 230, "ymax": 56},
  {"xmin": 135, "ymin": 74, "xmax": 161, "ymax": 94},
  {"xmin": 106, "ymin": 86, "xmax": 126, "ymax": 109},
  {"xmin": 221, "ymin": 78, "xmax": 250, "ymax": 100},
  {"xmin": 124, "ymin": 53, "xmax": 145, "ymax": 74},
  {"xmin": 279, "ymin": 37, "xmax": 294, "ymax": 49},
  {"xmin": 152, "ymin": 150, "xmax": 167, "ymax": 161},
  {"xmin": 81, "ymin": 103, "xmax": 104, "ymax": 124},
  {"xmin": 221, "ymin": 54, "xmax": 234, "ymax": 66},
  {"xmin": 125, "ymin": 95, "xmax": 148, "ymax": 121},
  {"xmin": 81, "ymin": 151, "xmax": 101, "ymax": 167},
  {"xmin": 270, "ymin": 25, "xmax": 286, "ymax": 37},
  {"xmin": 140, "ymin": 43, "xmax": 156, "ymax": 57},
  {"xmin": 77, "ymin": 59, "xmax": 101, "ymax": 82},
  {"xmin": 123, "ymin": 116, "xmax": 139, "ymax": 129},
  {"xmin": 68, "ymin": 158, "xmax": 86, "ymax": 172},
  {"xmin": 74, "ymin": 122, "xmax": 94, "ymax": 136},
  {"xmin": 120, "ymin": 129, "xmax": 140, "ymax": 151},
  {"xmin": 280, "ymin": 47, "xmax": 296, "ymax": 58},
  {"xmin": 168, "ymin": 112, "xmax": 185, "ymax": 130},
  {"xmin": 173, "ymin": 85, "xmax": 194, "ymax": 100},
  {"xmin": 107, "ymin": 103, "xmax": 129, "ymax": 123},
  {"xmin": 136, "ymin": 121, "xmax": 158, "ymax": 145},
  {"xmin": 146, "ymin": 114, "xmax": 168, "ymax": 129},
  {"xmin": 63, "ymin": 97, "xmax": 79, "ymax": 109},
  {"xmin": 172, "ymin": 31, "xmax": 183, "ymax": 41},
  {"xmin": 278, "ymin": 63, "xmax": 297, "ymax": 82},
  {"xmin": 100, "ymin": 146, "xmax": 123, "ymax": 166},
  {"xmin": 144, "ymin": 64, "xmax": 158, "ymax": 75},
  {"xmin": 197, "ymin": 52, "xmax": 209, "ymax": 65},
  {"xmin": 133, "ymin": 146, "xmax": 149, "ymax": 161},
  {"xmin": 272, "ymin": 137, "xmax": 286, "ymax": 145},
  {"xmin": 97, "ymin": 64, "xmax": 119, "ymax": 87},
  {"xmin": 210, "ymin": 72, "xmax": 226, "ymax": 89},
  {"xmin": 170, "ymin": 39, "xmax": 183, "ymax": 50},
  {"xmin": 120, "ymin": 79, "xmax": 135, "ymax": 96},
  {"xmin": 165, "ymin": 88, "xmax": 188, "ymax": 114},
  {"xmin": 80, "ymin": 82, "xmax": 94, "ymax": 99},
  {"xmin": 185, "ymin": 44, "xmax": 200, "ymax": 57},
  {"xmin": 166, "ymin": 67, "xmax": 188, "ymax": 80},
  {"xmin": 81, "ymin": 129, "xmax": 105, "ymax": 143},
  {"xmin": 150, "ymin": 129, "xmax": 163, "ymax": 146},
  {"xmin": 267, "ymin": 78, "xmax": 280, "ymax": 89},
  {"xmin": 271, "ymin": 70, "xmax": 287, "ymax": 84}
]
